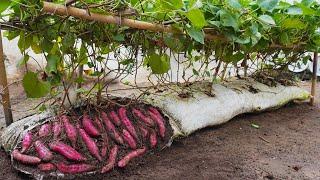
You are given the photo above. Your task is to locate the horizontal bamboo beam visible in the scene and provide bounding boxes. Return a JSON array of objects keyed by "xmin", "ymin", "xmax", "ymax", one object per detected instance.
[{"xmin": 42, "ymin": 2, "xmax": 302, "ymax": 49}]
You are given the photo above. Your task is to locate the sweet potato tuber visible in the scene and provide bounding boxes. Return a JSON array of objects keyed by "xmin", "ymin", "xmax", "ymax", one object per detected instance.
[
  {"xmin": 101, "ymin": 134, "xmax": 109, "ymax": 158},
  {"xmin": 101, "ymin": 145, "xmax": 118, "ymax": 173},
  {"xmin": 38, "ymin": 124, "xmax": 51, "ymax": 137},
  {"xmin": 118, "ymin": 107, "xmax": 138, "ymax": 140},
  {"xmin": 132, "ymin": 108, "xmax": 155, "ymax": 127},
  {"xmin": 94, "ymin": 116, "xmax": 104, "ymax": 132},
  {"xmin": 49, "ymin": 141, "xmax": 86, "ymax": 161},
  {"xmin": 139, "ymin": 126, "xmax": 149, "ymax": 140},
  {"xmin": 82, "ymin": 114, "xmax": 100, "ymax": 137},
  {"xmin": 101, "ymin": 112, "xmax": 124, "ymax": 145},
  {"xmin": 118, "ymin": 147, "xmax": 147, "ymax": 168},
  {"xmin": 61, "ymin": 115, "xmax": 77, "ymax": 147},
  {"xmin": 12, "ymin": 149, "xmax": 41, "ymax": 165},
  {"xmin": 79, "ymin": 128, "xmax": 102, "ymax": 161},
  {"xmin": 34, "ymin": 140, "xmax": 53, "ymax": 161},
  {"xmin": 122, "ymin": 129, "xmax": 137, "ymax": 149},
  {"xmin": 21, "ymin": 132, "xmax": 32, "ymax": 153},
  {"xmin": 109, "ymin": 111, "xmax": 121, "ymax": 126},
  {"xmin": 38, "ymin": 163, "xmax": 56, "ymax": 171},
  {"xmin": 149, "ymin": 130, "xmax": 157, "ymax": 148},
  {"xmin": 56, "ymin": 162, "xmax": 95, "ymax": 174},
  {"xmin": 148, "ymin": 109, "xmax": 166, "ymax": 139},
  {"xmin": 52, "ymin": 122, "xmax": 62, "ymax": 140}
]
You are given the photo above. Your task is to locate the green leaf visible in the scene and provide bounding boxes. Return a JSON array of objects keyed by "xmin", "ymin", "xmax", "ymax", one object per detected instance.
[
  {"xmin": 192, "ymin": 68, "xmax": 199, "ymax": 76},
  {"xmin": 186, "ymin": 26, "xmax": 204, "ymax": 44},
  {"xmin": 282, "ymin": 19, "xmax": 306, "ymax": 29},
  {"xmin": 31, "ymin": 36, "xmax": 42, "ymax": 54},
  {"xmin": 144, "ymin": 53, "xmax": 170, "ymax": 74},
  {"xmin": 113, "ymin": 34, "xmax": 125, "ymax": 42},
  {"xmin": 0, "ymin": 0, "xmax": 11, "ymax": 14},
  {"xmin": 186, "ymin": 9, "xmax": 206, "ymax": 29},
  {"xmin": 22, "ymin": 72, "xmax": 51, "ymax": 98},
  {"xmin": 18, "ymin": 32, "xmax": 32, "ymax": 52},
  {"xmin": 157, "ymin": 0, "xmax": 183, "ymax": 10},
  {"xmin": 280, "ymin": 32, "xmax": 290, "ymax": 45},
  {"xmin": 219, "ymin": 10, "xmax": 239, "ymax": 30},
  {"xmin": 226, "ymin": 0, "xmax": 242, "ymax": 9},
  {"xmin": 46, "ymin": 54, "xmax": 60, "ymax": 73},
  {"xmin": 258, "ymin": 15, "xmax": 276, "ymax": 26},
  {"xmin": 257, "ymin": 0, "xmax": 279, "ymax": 11}
]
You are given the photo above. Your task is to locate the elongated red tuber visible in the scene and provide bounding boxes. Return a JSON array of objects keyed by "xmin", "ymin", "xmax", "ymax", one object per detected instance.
[
  {"xmin": 34, "ymin": 140, "xmax": 53, "ymax": 161},
  {"xmin": 56, "ymin": 162, "xmax": 95, "ymax": 174},
  {"xmin": 132, "ymin": 108, "xmax": 155, "ymax": 127},
  {"xmin": 12, "ymin": 149, "xmax": 41, "ymax": 165},
  {"xmin": 82, "ymin": 114, "xmax": 100, "ymax": 137},
  {"xmin": 101, "ymin": 112, "xmax": 124, "ymax": 145},
  {"xmin": 61, "ymin": 115, "xmax": 77, "ymax": 147},
  {"xmin": 38, "ymin": 124, "xmax": 51, "ymax": 137},
  {"xmin": 148, "ymin": 109, "xmax": 166, "ymax": 138},
  {"xmin": 118, "ymin": 147, "xmax": 147, "ymax": 168},
  {"xmin": 149, "ymin": 130, "xmax": 158, "ymax": 148},
  {"xmin": 118, "ymin": 107, "xmax": 138, "ymax": 140},
  {"xmin": 101, "ymin": 145, "xmax": 118, "ymax": 173},
  {"xmin": 109, "ymin": 111, "xmax": 121, "ymax": 126},
  {"xmin": 49, "ymin": 141, "xmax": 87, "ymax": 161},
  {"xmin": 38, "ymin": 163, "xmax": 56, "ymax": 171},
  {"xmin": 79, "ymin": 128, "xmax": 102, "ymax": 161},
  {"xmin": 122, "ymin": 129, "xmax": 137, "ymax": 149},
  {"xmin": 21, "ymin": 132, "xmax": 32, "ymax": 153},
  {"xmin": 52, "ymin": 122, "xmax": 62, "ymax": 140}
]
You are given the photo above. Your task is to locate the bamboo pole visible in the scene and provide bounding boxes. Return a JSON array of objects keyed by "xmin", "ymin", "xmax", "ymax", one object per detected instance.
[
  {"xmin": 310, "ymin": 52, "xmax": 318, "ymax": 106},
  {"xmin": 0, "ymin": 30, "xmax": 13, "ymax": 126}
]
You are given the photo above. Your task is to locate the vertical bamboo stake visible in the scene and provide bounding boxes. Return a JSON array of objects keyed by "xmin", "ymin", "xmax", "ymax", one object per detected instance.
[
  {"xmin": 0, "ymin": 31, "xmax": 13, "ymax": 126},
  {"xmin": 310, "ymin": 52, "xmax": 318, "ymax": 106}
]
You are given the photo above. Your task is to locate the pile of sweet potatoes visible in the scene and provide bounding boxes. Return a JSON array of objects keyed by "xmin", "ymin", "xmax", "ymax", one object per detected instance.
[{"xmin": 11, "ymin": 104, "xmax": 171, "ymax": 176}]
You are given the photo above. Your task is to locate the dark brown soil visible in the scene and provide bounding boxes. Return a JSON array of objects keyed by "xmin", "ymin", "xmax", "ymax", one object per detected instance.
[{"xmin": 1, "ymin": 101, "xmax": 320, "ymax": 180}]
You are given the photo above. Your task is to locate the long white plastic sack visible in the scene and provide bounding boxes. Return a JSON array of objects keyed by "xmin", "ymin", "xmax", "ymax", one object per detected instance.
[{"xmin": 1, "ymin": 79, "xmax": 310, "ymax": 152}]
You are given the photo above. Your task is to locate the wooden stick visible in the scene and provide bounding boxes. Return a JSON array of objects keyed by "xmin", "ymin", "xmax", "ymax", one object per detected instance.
[
  {"xmin": 310, "ymin": 52, "xmax": 318, "ymax": 106},
  {"xmin": 0, "ymin": 31, "xmax": 13, "ymax": 126},
  {"xmin": 42, "ymin": 2, "xmax": 304, "ymax": 50}
]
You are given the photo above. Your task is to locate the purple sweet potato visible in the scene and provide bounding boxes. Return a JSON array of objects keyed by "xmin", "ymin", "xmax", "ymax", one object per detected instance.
[
  {"xmin": 56, "ymin": 162, "xmax": 95, "ymax": 174},
  {"xmin": 109, "ymin": 111, "xmax": 121, "ymax": 126},
  {"xmin": 38, "ymin": 163, "xmax": 56, "ymax": 171},
  {"xmin": 38, "ymin": 124, "xmax": 51, "ymax": 137},
  {"xmin": 118, "ymin": 147, "xmax": 147, "ymax": 168},
  {"xmin": 101, "ymin": 134, "xmax": 109, "ymax": 158},
  {"xmin": 79, "ymin": 128, "xmax": 102, "ymax": 161},
  {"xmin": 52, "ymin": 122, "xmax": 62, "ymax": 140},
  {"xmin": 61, "ymin": 115, "xmax": 77, "ymax": 147},
  {"xmin": 49, "ymin": 141, "xmax": 86, "ymax": 161},
  {"xmin": 139, "ymin": 126, "xmax": 149, "ymax": 140},
  {"xmin": 148, "ymin": 109, "xmax": 166, "ymax": 139},
  {"xmin": 82, "ymin": 114, "xmax": 100, "ymax": 137},
  {"xmin": 101, "ymin": 145, "xmax": 118, "ymax": 173},
  {"xmin": 101, "ymin": 112, "xmax": 124, "ymax": 145},
  {"xmin": 21, "ymin": 132, "xmax": 32, "ymax": 153},
  {"xmin": 132, "ymin": 108, "xmax": 155, "ymax": 127},
  {"xmin": 34, "ymin": 140, "xmax": 53, "ymax": 161},
  {"xmin": 94, "ymin": 116, "xmax": 104, "ymax": 132},
  {"xmin": 149, "ymin": 130, "xmax": 157, "ymax": 148},
  {"xmin": 118, "ymin": 107, "xmax": 138, "ymax": 140},
  {"xmin": 122, "ymin": 129, "xmax": 137, "ymax": 149},
  {"xmin": 12, "ymin": 149, "xmax": 41, "ymax": 165}
]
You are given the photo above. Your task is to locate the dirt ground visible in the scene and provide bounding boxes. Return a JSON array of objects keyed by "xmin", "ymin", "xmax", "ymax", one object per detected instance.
[{"xmin": 0, "ymin": 82, "xmax": 319, "ymax": 180}]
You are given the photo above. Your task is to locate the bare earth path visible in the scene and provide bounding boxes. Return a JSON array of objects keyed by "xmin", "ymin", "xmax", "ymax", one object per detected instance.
[{"xmin": 0, "ymin": 82, "xmax": 319, "ymax": 180}]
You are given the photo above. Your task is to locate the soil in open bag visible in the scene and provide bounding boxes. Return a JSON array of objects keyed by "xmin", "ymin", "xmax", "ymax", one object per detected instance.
[{"xmin": 10, "ymin": 100, "xmax": 173, "ymax": 179}]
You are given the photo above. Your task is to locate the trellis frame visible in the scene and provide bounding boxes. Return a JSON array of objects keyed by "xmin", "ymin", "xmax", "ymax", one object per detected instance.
[{"xmin": 0, "ymin": 2, "xmax": 318, "ymax": 126}]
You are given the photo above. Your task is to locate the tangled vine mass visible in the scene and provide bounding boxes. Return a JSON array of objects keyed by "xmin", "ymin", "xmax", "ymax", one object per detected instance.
[{"xmin": 0, "ymin": 0, "xmax": 319, "ymax": 106}]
